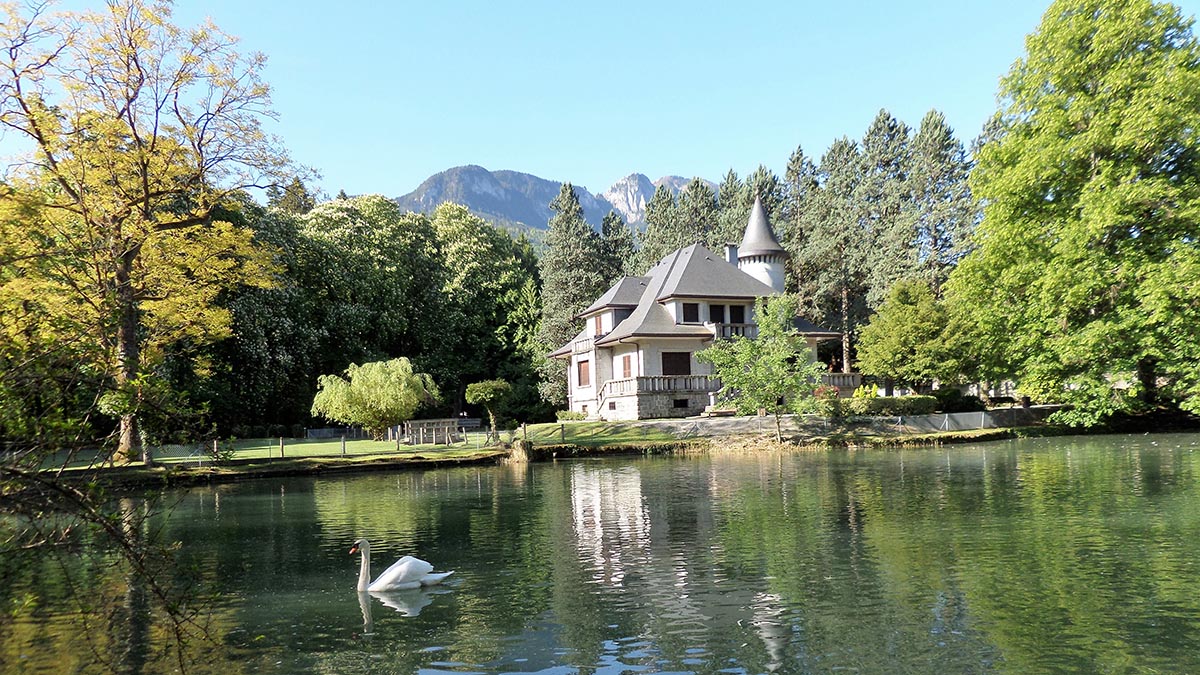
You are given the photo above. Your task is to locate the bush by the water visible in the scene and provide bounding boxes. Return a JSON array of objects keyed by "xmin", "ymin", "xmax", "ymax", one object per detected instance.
[{"xmin": 930, "ymin": 388, "xmax": 986, "ymax": 413}]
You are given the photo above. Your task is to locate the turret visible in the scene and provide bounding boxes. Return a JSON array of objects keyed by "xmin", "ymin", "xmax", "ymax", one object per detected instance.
[{"xmin": 737, "ymin": 195, "xmax": 788, "ymax": 292}]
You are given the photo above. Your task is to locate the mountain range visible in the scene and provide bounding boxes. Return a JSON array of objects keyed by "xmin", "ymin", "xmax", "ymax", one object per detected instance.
[{"xmin": 392, "ymin": 165, "xmax": 714, "ymax": 231}]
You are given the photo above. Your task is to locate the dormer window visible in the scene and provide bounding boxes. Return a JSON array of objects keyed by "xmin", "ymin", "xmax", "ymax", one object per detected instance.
[
  {"xmin": 681, "ymin": 302, "xmax": 700, "ymax": 324},
  {"xmin": 729, "ymin": 305, "xmax": 746, "ymax": 324},
  {"xmin": 710, "ymin": 304, "xmax": 726, "ymax": 324},
  {"xmin": 593, "ymin": 315, "xmax": 603, "ymax": 335}
]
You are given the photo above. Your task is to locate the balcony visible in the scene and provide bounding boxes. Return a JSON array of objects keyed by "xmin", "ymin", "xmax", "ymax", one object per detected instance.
[
  {"xmin": 600, "ymin": 375, "xmax": 721, "ymax": 399},
  {"xmin": 714, "ymin": 323, "xmax": 758, "ymax": 339},
  {"xmin": 821, "ymin": 372, "xmax": 862, "ymax": 392},
  {"xmin": 572, "ymin": 336, "xmax": 594, "ymax": 354}
]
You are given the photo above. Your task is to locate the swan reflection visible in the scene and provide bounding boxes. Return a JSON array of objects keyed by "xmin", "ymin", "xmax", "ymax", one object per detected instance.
[{"xmin": 358, "ymin": 587, "xmax": 448, "ymax": 632}]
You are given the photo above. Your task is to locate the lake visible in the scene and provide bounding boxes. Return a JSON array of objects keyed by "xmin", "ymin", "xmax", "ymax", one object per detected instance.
[{"xmin": 4, "ymin": 433, "xmax": 1200, "ymax": 674}]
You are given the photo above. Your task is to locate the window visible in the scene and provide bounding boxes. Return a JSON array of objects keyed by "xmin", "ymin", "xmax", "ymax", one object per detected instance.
[
  {"xmin": 710, "ymin": 304, "xmax": 725, "ymax": 324},
  {"xmin": 593, "ymin": 315, "xmax": 603, "ymax": 335},
  {"xmin": 577, "ymin": 359, "xmax": 591, "ymax": 387},
  {"xmin": 729, "ymin": 305, "xmax": 746, "ymax": 324},
  {"xmin": 622, "ymin": 354, "xmax": 632, "ymax": 378},
  {"xmin": 608, "ymin": 401, "xmax": 617, "ymax": 411},
  {"xmin": 662, "ymin": 352, "xmax": 691, "ymax": 376},
  {"xmin": 673, "ymin": 398, "xmax": 689, "ymax": 409},
  {"xmin": 682, "ymin": 302, "xmax": 700, "ymax": 323}
]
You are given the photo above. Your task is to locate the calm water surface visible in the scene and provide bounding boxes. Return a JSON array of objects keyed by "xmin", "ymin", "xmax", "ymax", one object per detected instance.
[{"xmin": 5, "ymin": 433, "xmax": 1200, "ymax": 674}]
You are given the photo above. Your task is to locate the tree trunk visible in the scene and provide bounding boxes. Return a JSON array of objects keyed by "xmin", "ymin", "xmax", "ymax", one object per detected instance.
[
  {"xmin": 1136, "ymin": 357, "xmax": 1158, "ymax": 406},
  {"xmin": 115, "ymin": 249, "xmax": 149, "ymax": 465},
  {"xmin": 840, "ymin": 286, "xmax": 852, "ymax": 374},
  {"xmin": 884, "ymin": 378, "xmax": 894, "ymax": 397}
]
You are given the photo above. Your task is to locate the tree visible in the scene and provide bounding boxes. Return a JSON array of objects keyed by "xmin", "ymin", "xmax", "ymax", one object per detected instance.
[
  {"xmin": 427, "ymin": 203, "xmax": 539, "ymax": 411},
  {"xmin": 697, "ymin": 295, "xmax": 827, "ymax": 442},
  {"xmin": 857, "ymin": 110, "xmax": 914, "ymax": 308},
  {"xmin": 791, "ymin": 138, "xmax": 870, "ymax": 373},
  {"xmin": 948, "ymin": 0, "xmax": 1200, "ymax": 424},
  {"xmin": 536, "ymin": 183, "xmax": 608, "ymax": 405},
  {"xmin": 675, "ymin": 178, "xmax": 718, "ymax": 249},
  {"xmin": 465, "ymin": 379, "xmax": 512, "ymax": 443},
  {"xmin": 267, "ymin": 177, "xmax": 318, "ymax": 215},
  {"xmin": 311, "ymin": 358, "xmax": 438, "ymax": 440},
  {"xmin": 598, "ymin": 210, "xmax": 636, "ymax": 283},
  {"xmin": 0, "ymin": 0, "xmax": 291, "ymax": 463},
  {"xmin": 906, "ymin": 111, "xmax": 977, "ymax": 298},
  {"xmin": 856, "ymin": 280, "xmax": 948, "ymax": 392},
  {"xmin": 632, "ymin": 184, "xmax": 680, "ymax": 271}
]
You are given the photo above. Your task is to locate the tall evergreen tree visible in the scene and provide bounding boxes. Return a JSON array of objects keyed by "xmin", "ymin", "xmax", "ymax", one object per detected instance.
[
  {"xmin": 676, "ymin": 178, "xmax": 719, "ymax": 249},
  {"xmin": 906, "ymin": 110, "xmax": 977, "ymax": 297},
  {"xmin": 267, "ymin": 177, "xmax": 318, "ymax": 215},
  {"xmin": 598, "ymin": 210, "xmax": 636, "ymax": 283},
  {"xmin": 632, "ymin": 185, "xmax": 680, "ymax": 272},
  {"xmin": 782, "ymin": 145, "xmax": 822, "ymax": 297},
  {"xmin": 536, "ymin": 183, "xmax": 608, "ymax": 405},
  {"xmin": 794, "ymin": 138, "xmax": 870, "ymax": 373},
  {"xmin": 714, "ymin": 169, "xmax": 746, "ymax": 246},
  {"xmin": 857, "ymin": 109, "xmax": 914, "ymax": 308}
]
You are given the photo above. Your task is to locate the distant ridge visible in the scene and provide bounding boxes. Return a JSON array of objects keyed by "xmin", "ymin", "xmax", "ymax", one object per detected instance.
[{"xmin": 393, "ymin": 166, "xmax": 712, "ymax": 231}]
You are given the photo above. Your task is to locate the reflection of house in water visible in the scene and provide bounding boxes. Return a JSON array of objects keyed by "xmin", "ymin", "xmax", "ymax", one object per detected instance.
[{"xmin": 570, "ymin": 464, "xmax": 651, "ymax": 586}]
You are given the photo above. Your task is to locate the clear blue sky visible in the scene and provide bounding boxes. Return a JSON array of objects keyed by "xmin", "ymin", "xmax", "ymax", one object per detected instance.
[{"xmin": 45, "ymin": 0, "xmax": 1200, "ymax": 198}]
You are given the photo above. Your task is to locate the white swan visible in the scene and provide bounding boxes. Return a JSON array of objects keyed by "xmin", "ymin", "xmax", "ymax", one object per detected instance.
[{"xmin": 349, "ymin": 538, "xmax": 454, "ymax": 592}]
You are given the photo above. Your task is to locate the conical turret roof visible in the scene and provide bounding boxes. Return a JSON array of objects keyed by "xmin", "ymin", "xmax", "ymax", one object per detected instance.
[{"xmin": 738, "ymin": 195, "xmax": 788, "ymax": 258}]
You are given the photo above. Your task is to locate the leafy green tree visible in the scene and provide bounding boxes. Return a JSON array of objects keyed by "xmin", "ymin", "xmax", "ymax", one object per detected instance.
[
  {"xmin": 465, "ymin": 379, "xmax": 512, "ymax": 442},
  {"xmin": 856, "ymin": 280, "xmax": 948, "ymax": 392},
  {"xmin": 0, "ymin": 0, "xmax": 291, "ymax": 463},
  {"xmin": 311, "ymin": 358, "xmax": 438, "ymax": 440},
  {"xmin": 536, "ymin": 183, "xmax": 608, "ymax": 405},
  {"xmin": 949, "ymin": 0, "xmax": 1200, "ymax": 424},
  {"xmin": 427, "ymin": 203, "xmax": 541, "ymax": 411},
  {"xmin": 698, "ymin": 295, "xmax": 827, "ymax": 442}
]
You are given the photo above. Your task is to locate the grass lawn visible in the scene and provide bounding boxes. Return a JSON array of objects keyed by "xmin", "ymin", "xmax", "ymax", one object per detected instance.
[
  {"xmin": 521, "ymin": 421, "xmax": 678, "ymax": 447},
  {"xmin": 44, "ymin": 430, "xmax": 502, "ymax": 470}
]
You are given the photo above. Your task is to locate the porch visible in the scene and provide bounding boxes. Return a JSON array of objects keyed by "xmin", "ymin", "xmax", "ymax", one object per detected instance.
[{"xmin": 594, "ymin": 372, "xmax": 862, "ymax": 420}]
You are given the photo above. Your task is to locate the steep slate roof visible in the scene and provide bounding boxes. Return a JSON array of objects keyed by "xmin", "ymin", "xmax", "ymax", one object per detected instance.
[
  {"xmin": 596, "ymin": 244, "xmax": 766, "ymax": 346},
  {"xmin": 655, "ymin": 244, "xmax": 777, "ymax": 300},
  {"xmin": 577, "ymin": 276, "xmax": 649, "ymax": 318},
  {"xmin": 792, "ymin": 317, "xmax": 841, "ymax": 339},
  {"xmin": 738, "ymin": 195, "xmax": 789, "ymax": 258}
]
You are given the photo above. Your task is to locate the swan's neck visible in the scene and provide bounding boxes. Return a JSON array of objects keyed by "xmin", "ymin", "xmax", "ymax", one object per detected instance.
[{"xmin": 357, "ymin": 545, "xmax": 371, "ymax": 592}]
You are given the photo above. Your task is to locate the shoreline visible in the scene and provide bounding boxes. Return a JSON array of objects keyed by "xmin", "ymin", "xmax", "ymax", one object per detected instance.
[{"xmin": 54, "ymin": 424, "xmax": 1094, "ymax": 492}]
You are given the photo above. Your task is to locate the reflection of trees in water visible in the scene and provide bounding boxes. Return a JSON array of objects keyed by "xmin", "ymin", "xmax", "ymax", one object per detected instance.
[{"xmin": 1, "ymin": 470, "xmax": 226, "ymax": 674}]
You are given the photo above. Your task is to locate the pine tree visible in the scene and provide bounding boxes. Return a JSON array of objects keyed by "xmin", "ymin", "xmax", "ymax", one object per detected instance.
[
  {"xmin": 536, "ymin": 183, "xmax": 608, "ymax": 405},
  {"xmin": 794, "ymin": 138, "xmax": 870, "ymax": 373},
  {"xmin": 267, "ymin": 177, "xmax": 318, "ymax": 215},
  {"xmin": 676, "ymin": 178, "xmax": 718, "ymax": 249},
  {"xmin": 782, "ymin": 145, "xmax": 823, "ymax": 298},
  {"xmin": 714, "ymin": 169, "xmax": 746, "ymax": 247},
  {"xmin": 632, "ymin": 185, "xmax": 680, "ymax": 272},
  {"xmin": 598, "ymin": 210, "xmax": 636, "ymax": 283},
  {"xmin": 907, "ymin": 110, "xmax": 976, "ymax": 297},
  {"xmin": 857, "ymin": 109, "xmax": 914, "ymax": 308}
]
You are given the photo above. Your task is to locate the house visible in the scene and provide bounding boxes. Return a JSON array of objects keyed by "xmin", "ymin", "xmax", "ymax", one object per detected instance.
[{"xmin": 551, "ymin": 196, "xmax": 859, "ymax": 420}]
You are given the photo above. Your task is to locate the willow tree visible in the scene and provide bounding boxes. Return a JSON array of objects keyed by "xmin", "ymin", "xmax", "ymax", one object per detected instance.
[
  {"xmin": 311, "ymin": 359, "xmax": 439, "ymax": 441},
  {"xmin": 0, "ymin": 1, "xmax": 292, "ymax": 462}
]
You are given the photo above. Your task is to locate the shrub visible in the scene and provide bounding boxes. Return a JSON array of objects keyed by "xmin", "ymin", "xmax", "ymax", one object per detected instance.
[
  {"xmin": 556, "ymin": 410, "xmax": 586, "ymax": 421},
  {"xmin": 931, "ymin": 388, "xmax": 986, "ymax": 413}
]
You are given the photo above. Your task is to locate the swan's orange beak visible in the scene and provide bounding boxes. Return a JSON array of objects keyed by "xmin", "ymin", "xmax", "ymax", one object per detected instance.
[{"xmin": 349, "ymin": 545, "xmax": 359, "ymax": 555}]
